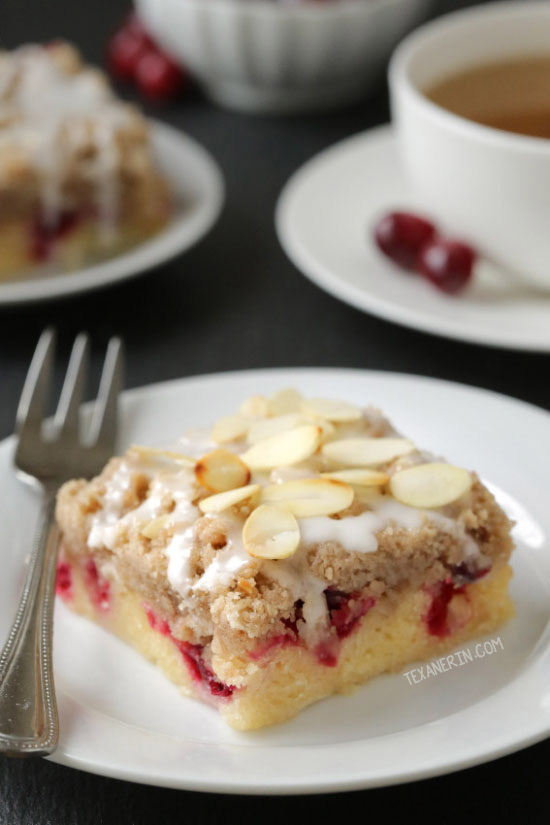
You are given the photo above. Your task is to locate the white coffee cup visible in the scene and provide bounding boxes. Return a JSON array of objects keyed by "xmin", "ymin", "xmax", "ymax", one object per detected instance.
[{"xmin": 389, "ymin": 0, "xmax": 550, "ymax": 290}]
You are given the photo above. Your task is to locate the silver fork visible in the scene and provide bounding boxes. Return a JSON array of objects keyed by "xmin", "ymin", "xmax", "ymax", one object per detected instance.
[{"xmin": 0, "ymin": 329, "xmax": 123, "ymax": 757}]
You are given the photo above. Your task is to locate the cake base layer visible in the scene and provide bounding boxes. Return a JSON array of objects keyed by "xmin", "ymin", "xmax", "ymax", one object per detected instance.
[
  {"xmin": 0, "ymin": 213, "xmax": 166, "ymax": 282},
  {"xmin": 57, "ymin": 552, "xmax": 514, "ymax": 731}
]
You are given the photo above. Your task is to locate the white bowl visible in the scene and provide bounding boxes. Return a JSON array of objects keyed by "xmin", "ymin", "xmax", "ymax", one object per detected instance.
[
  {"xmin": 389, "ymin": 0, "xmax": 550, "ymax": 290},
  {"xmin": 137, "ymin": 0, "xmax": 430, "ymax": 113}
]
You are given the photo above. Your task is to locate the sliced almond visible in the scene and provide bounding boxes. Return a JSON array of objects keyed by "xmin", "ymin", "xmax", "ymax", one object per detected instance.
[
  {"xmin": 308, "ymin": 416, "xmax": 335, "ymax": 442},
  {"xmin": 247, "ymin": 413, "xmax": 307, "ymax": 445},
  {"xmin": 199, "ymin": 484, "xmax": 261, "ymax": 514},
  {"xmin": 211, "ymin": 414, "xmax": 250, "ymax": 444},
  {"xmin": 195, "ymin": 449, "xmax": 250, "ymax": 493},
  {"xmin": 389, "ymin": 462, "xmax": 472, "ymax": 508},
  {"xmin": 262, "ymin": 478, "xmax": 354, "ymax": 517},
  {"xmin": 241, "ymin": 425, "xmax": 322, "ymax": 470},
  {"xmin": 243, "ymin": 504, "xmax": 300, "ymax": 560},
  {"xmin": 301, "ymin": 397, "xmax": 362, "ymax": 423},
  {"xmin": 141, "ymin": 514, "xmax": 171, "ymax": 539},
  {"xmin": 239, "ymin": 395, "xmax": 269, "ymax": 418},
  {"xmin": 267, "ymin": 388, "xmax": 303, "ymax": 417},
  {"xmin": 129, "ymin": 445, "xmax": 195, "ymax": 467},
  {"xmin": 321, "ymin": 469, "xmax": 389, "ymax": 487},
  {"xmin": 322, "ymin": 437, "xmax": 415, "ymax": 467}
]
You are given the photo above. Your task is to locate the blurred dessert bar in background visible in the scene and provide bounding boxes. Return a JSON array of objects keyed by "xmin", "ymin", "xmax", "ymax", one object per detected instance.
[{"xmin": 0, "ymin": 41, "xmax": 171, "ymax": 282}]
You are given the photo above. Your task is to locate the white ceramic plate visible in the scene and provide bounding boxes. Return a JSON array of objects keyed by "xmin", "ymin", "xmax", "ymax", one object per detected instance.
[
  {"xmin": 1, "ymin": 368, "xmax": 549, "ymax": 793},
  {"xmin": 0, "ymin": 122, "xmax": 224, "ymax": 305},
  {"xmin": 276, "ymin": 125, "xmax": 550, "ymax": 352}
]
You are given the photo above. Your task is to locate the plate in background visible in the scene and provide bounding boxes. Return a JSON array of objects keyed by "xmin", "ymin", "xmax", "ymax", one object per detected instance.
[
  {"xmin": 0, "ymin": 121, "xmax": 224, "ymax": 305},
  {"xmin": 276, "ymin": 125, "xmax": 550, "ymax": 352}
]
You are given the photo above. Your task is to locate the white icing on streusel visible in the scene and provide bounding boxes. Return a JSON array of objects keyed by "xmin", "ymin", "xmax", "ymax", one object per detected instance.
[
  {"xmin": 88, "ymin": 460, "xmax": 133, "ymax": 549},
  {"xmin": 166, "ymin": 526, "xmax": 196, "ymax": 597},
  {"xmin": 88, "ymin": 461, "xmax": 198, "ymax": 550},
  {"xmin": 263, "ymin": 550, "xmax": 329, "ymax": 642},
  {"xmin": 193, "ymin": 518, "xmax": 250, "ymax": 594},
  {"xmin": 298, "ymin": 497, "xmax": 478, "ymax": 557}
]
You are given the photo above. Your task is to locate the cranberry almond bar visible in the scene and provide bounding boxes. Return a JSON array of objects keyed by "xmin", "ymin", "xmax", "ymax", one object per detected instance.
[
  {"xmin": 0, "ymin": 42, "xmax": 170, "ymax": 281},
  {"xmin": 55, "ymin": 389, "xmax": 514, "ymax": 730}
]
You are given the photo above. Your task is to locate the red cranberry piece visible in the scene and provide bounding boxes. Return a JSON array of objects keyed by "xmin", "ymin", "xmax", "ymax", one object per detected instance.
[
  {"xmin": 325, "ymin": 588, "xmax": 375, "ymax": 639},
  {"xmin": 106, "ymin": 28, "xmax": 150, "ymax": 81},
  {"xmin": 374, "ymin": 211, "xmax": 436, "ymax": 270},
  {"xmin": 144, "ymin": 605, "xmax": 171, "ymax": 636},
  {"xmin": 31, "ymin": 210, "xmax": 79, "ymax": 261},
  {"xmin": 450, "ymin": 563, "xmax": 489, "ymax": 583},
  {"xmin": 135, "ymin": 48, "xmax": 187, "ymax": 101},
  {"xmin": 55, "ymin": 561, "xmax": 72, "ymax": 600},
  {"xmin": 417, "ymin": 239, "xmax": 475, "ymax": 294},
  {"xmin": 176, "ymin": 640, "xmax": 234, "ymax": 697},
  {"xmin": 314, "ymin": 640, "xmax": 338, "ymax": 668},
  {"xmin": 425, "ymin": 578, "xmax": 466, "ymax": 637},
  {"xmin": 83, "ymin": 559, "xmax": 110, "ymax": 611}
]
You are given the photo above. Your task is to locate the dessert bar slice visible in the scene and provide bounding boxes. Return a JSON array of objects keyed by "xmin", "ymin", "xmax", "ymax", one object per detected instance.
[
  {"xmin": 0, "ymin": 42, "xmax": 170, "ymax": 281},
  {"xmin": 56, "ymin": 389, "xmax": 514, "ymax": 730}
]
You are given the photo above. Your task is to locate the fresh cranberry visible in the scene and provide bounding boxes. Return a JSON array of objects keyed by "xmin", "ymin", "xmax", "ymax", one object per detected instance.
[
  {"xmin": 135, "ymin": 48, "xmax": 187, "ymax": 100},
  {"xmin": 417, "ymin": 239, "xmax": 475, "ymax": 294},
  {"xmin": 55, "ymin": 561, "xmax": 73, "ymax": 600},
  {"xmin": 106, "ymin": 28, "xmax": 150, "ymax": 81},
  {"xmin": 374, "ymin": 211, "xmax": 436, "ymax": 270}
]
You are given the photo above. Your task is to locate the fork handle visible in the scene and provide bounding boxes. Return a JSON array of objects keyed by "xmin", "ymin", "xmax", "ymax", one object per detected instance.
[{"xmin": 0, "ymin": 491, "xmax": 59, "ymax": 756}]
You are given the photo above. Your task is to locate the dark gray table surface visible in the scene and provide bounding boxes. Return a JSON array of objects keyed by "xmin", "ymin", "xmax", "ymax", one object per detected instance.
[{"xmin": 1, "ymin": 0, "xmax": 548, "ymax": 821}]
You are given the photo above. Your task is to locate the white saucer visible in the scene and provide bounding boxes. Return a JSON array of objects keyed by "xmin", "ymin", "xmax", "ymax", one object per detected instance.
[
  {"xmin": 1, "ymin": 368, "xmax": 550, "ymax": 793},
  {"xmin": 276, "ymin": 125, "xmax": 550, "ymax": 352},
  {"xmin": 0, "ymin": 121, "xmax": 224, "ymax": 305}
]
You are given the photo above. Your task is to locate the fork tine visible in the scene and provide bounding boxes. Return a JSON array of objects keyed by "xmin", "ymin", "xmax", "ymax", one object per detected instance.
[
  {"xmin": 16, "ymin": 328, "xmax": 56, "ymax": 438},
  {"xmin": 88, "ymin": 337, "xmax": 124, "ymax": 450},
  {"xmin": 53, "ymin": 333, "xmax": 90, "ymax": 437}
]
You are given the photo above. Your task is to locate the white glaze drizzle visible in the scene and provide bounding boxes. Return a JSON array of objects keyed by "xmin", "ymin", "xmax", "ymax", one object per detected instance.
[
  {"xmin": 88, "ymin": 460, "xmax": 198, "ymax": 551},
  {"xmin": 263, "ymin": 549, "xmax": 329, "ymax": 642},
  {"xmin": 193, "ymin": 518, "xmax": 250, "ymax": 593}
]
